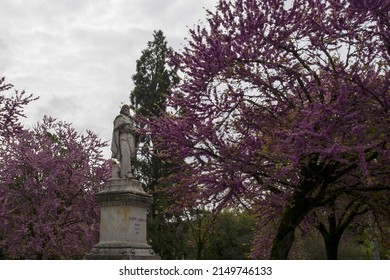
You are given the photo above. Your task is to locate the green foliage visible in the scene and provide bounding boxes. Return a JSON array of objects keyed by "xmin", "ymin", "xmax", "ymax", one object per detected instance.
[
  {"xmin": 130, "ymin": 30, "xmax": 181, "ymax": 259},
  {"xmin": 146, "ymin": 208, "xmax": 256, "ymax": 260},
  {"xmin": 182, "ymin": 208, "xmax": 218, "ymax": 260},
  {"xmin": 288, "ymin": 217, "xmax": 390, "ymax": 259},
  {"xmin": 203, "ymin": 211, "xmax": 255, "ymax": 260},
  {"xmin": 147, "ymin": 213, "xmax": 190, "ymax": 259},
  {"xmin": 130, "ymin": 30, "xmax": 179, "ymax": 118}
]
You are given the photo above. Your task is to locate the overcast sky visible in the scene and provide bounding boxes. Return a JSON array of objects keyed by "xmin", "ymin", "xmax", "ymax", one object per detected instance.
[{"xmin": 0, "ymin": 0, "xmax": 217, "ymax": 157}]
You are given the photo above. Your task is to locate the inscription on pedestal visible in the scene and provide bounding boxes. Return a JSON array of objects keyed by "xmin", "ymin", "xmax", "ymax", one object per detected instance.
[
  {"xmin": 134, "ymin": 224, "xmax": 140, "ymax": 235},
  {"xmin": 129, "ymin": 217, "xmax": 146, "ymax": 235}
]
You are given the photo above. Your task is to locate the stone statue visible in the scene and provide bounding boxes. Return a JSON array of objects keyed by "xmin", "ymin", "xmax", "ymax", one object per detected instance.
[
  {"xmin": 85, "ymin": 104, "xmax": 159, "ymax": 260},
  {"xmin": 111, "ymin": 104, "xmax": 138, "ymax": 178}
]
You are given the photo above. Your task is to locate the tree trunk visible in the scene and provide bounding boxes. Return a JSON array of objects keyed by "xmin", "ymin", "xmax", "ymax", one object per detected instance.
[
  {"xmin": 317, "ymin": 226, "xmax": 341, "ymax": 260},
  {"xmin": 269, "ymin": 187, "xmax": 314, "ymax": 259},
  {"xmin": 196, "ymin": 243, "xmax": 203, "ymax": 260},
  {"xmin": 270, "ymin": 176, "xmax": 319, "ymax": 260},
  {"xmin": 270, "ymin": 154, "xmax": 330, "ymax": 259},
  {"xmin": 269, "ymin": 223, "xmax": 296, "ymax": 260},
  {"xmin": 315, "ymin": 200, "xmax": 365, "ymax": 260},
  {"xmin": 319, "ymin": 205, "xmax": 342, "ymax": 260},
  {"xmin": 269, "ymin": 205, "xmax": 311, "ymax": 259},
  {"xmin": 324, "ymin": 234, "xmax": 341, "ymax": 260}
]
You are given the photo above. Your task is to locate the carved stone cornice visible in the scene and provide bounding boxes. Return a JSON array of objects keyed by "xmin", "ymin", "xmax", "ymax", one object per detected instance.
[
  {"xmin": 95, "ymin": 178, "xmax": 152, "ymax": 207},
  {"xmin": 96, "ymin": 191, "xmax": 152, "ymax": 207}
]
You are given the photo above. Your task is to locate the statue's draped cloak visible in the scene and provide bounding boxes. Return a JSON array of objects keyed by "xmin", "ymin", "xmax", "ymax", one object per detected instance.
[
  {"xmin": 111, "ymin": 114, "xmax": 138, "ymax": 160},
  {"xmin": 111, "ymin": 114, "xmax": 126, "ymax": 160}
]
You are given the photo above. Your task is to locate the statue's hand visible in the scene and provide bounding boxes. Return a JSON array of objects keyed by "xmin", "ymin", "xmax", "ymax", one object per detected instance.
[{"xmin": 124, "ymin": 124, "xmax": 136, "ymax": 133}]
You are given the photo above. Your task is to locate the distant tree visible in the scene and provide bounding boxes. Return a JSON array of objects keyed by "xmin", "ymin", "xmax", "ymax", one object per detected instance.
[
  {"xmin": 130, "ymin": 29, "xmax": 179, "ymax": 191},
  {"xmin": 0, "ymin": 77, "xmax": 36, "ymax": 259},
  {"xmin": 146, "ymin": 0, "xmax": 390, "ymax": 259},
  {"xmin": 130, "ymin": 30, "xmax": 182, "ymax": 259},
  {"xmin": 146, "ymin": 210, "xmax": 190, "ymax": 259},
  {"xmin": 0, "ymin": 116, "xmax": 110, "ymax": 259},
  {"xmin": 183, "ymin": 207, "xmax": 218, "ymax": 260},
  {"xmin": 0, "ymin": 77, "xmax": 36, "ymax": 137},
  {"xmin": 203, "ymin": 210, "xmax": 255, "ymax": 259},
  {"xmin": 313, "ymin": 198, "xmax": 370, "ymax": 259},
  {"xmin": 131, "ymin": 30, "xmax": 179, "ymax": 118}
]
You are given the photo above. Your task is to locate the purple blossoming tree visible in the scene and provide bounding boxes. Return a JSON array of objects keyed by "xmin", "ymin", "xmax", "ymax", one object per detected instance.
[
  {"xmin": 146, "ymin": 0, "xmax": 390, "ymax": 259},
  {"xmin": 1, "ymin": 80, "xmax": 110, "ymax": 259},
  {"xmin": 0, "ymin": 77, "xmax": 36, "ymax": 137}
]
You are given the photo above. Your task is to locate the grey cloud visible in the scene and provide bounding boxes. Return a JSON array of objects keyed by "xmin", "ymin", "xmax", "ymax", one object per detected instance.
[{"xmin": 1, "ymin": 0, "xmax": 217, "ymax": 159}]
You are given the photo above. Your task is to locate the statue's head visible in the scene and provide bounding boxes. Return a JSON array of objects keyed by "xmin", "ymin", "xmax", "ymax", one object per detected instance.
[{"xmin": 120, "ymin": 104, "xmax": 130, "ymax": 116}]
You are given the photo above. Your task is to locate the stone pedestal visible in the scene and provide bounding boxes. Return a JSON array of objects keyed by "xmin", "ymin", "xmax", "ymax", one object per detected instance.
[{"xmin": 85, "ymin": 179, "xmax": 160, "ymax": 260}]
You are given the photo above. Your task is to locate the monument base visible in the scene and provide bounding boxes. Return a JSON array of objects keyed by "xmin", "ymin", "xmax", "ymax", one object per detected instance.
[
  {"xmin": 85, "ymin": 242, "xmax": 160, "ymax": 260},
  {"xmin": 85, "ymin": 178, "xmax": 160, "ymax": 260}
]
